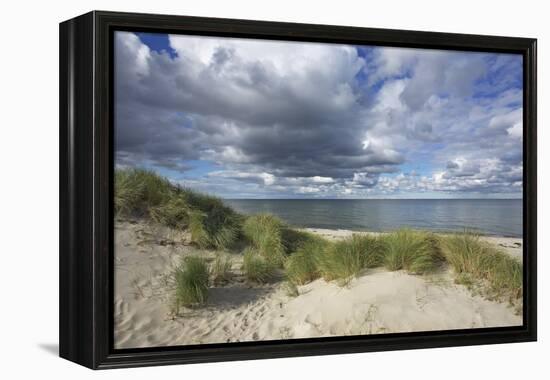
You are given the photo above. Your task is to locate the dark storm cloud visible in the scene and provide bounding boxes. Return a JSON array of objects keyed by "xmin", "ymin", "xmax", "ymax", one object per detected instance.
[
  {"xmin": 114, "ymin": 32, "xmax": 401, "ymax": 181},
  {"xmin": 114, "ymin": 32, "xmax": 523, "ymax": 198},
  {"xmin": 446, "ymin": 161, "xmax": 459, "ymax": 169}
]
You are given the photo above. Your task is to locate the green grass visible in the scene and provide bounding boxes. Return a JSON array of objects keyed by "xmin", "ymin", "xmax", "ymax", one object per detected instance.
[
  {"xmin": 175, "ymin": 189, "xmax": 241, "ymax": 249},
  {"xmin": 318, "ymin": 234, "xmax": 383, "ymax": 284},
  {"xmin": 115, "ymin": 168, "xmax": 241, "ymax": 249},
  {"xmin": 440, "ymin": 232, "xmax": 522, "ymax": 301},
  {"xmin": 174, "ymin": 256, "xmax": 209, "ymax": 310},
  {"xmin": 210, "ymin": 254, "xmax": 233, "ymax": 285},
  {"xmin": 381, "ymin": 229, "xmax": 441, "ymax": 274},
  {"xmin": 281, "ymin": 228, "xmax": 320, "ymax": 254},
  {"xmin": 285, "ymin": 236, "xmax": 330, "ymax": 285},
  {"xmin": 149, "ymin": 194, "xmax": 189, "ymax": 228},
  {"xmin": 115, "ymin": 168, "xmax": 174, "ymax": 217},
  {"xmin": 242, "ymin": 214, "xmax": 285, "ymax": 265},
  {"xmin": 242, "ymin": 248, "xmax": 277, "ymax": 283},
  {"xmin": 188, "ymin": 209, "xmax": 240, "ymax": 250}
]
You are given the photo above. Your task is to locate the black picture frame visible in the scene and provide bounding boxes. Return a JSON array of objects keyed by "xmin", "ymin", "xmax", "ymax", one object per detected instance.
[{"xmin": 59, "ymin": 10, "xmax": 537, "ymax": 369}]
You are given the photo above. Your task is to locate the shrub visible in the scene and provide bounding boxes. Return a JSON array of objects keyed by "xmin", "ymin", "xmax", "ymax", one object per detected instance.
[
  {"xmin": 381, "ymin": 229, "xmax": 440, "ymax": 274},
  {"xmin": 441, "ymin": 232, "xmax": 522, "ymax": 300},
  {"xmin": 243, "ymin": 214, "xmax": 285, "ymax": 265},
  {"xmin": 318, "ymin": 234, "xmax": 383, "ymax": 284},
  {"xmin": 210, "ymin": 254, "xmax": 233, "ymax": 285},
  {"xmin": 174, "ymin": 256, "xmax": 209, "ymax": 309},
  {"xmin": 242, "ymin": 248, "xmax": 276, "ymax": 283}
]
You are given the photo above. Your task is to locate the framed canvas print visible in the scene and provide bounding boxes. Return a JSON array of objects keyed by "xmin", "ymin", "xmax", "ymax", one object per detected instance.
[{"xmin": 59, "ymin": 11, "xmax": 537, "ymax": 369}]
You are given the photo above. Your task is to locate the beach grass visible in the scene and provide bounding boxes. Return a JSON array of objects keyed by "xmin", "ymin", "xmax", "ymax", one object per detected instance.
[
  {"xmin": 242, "ymin": 248, "xmax": 277, "ymax": 283},
  {"xmin": 210, "ymin": 254, "xmax": 233, "ymax": 285},
  {"xmin": 174, "ymin": 256, "xmax": 210, "ymax": 309},
  {"xmin": 180, "ymin": 188, "xmax": 242, "ymax": 249},
  {"xmin": 149, "ymin": 195, "xmax": 189, "ymax": 229},
  {"xmin": 116, "ymin": 168, "xmax": 241, "ymax": 250},
  {"xmin": 285, "ymin": 236, "xmax": 330, "ymax": 285},
  {"xmin": 188, "ymin": 209, "xmax": 240, "ymax": 250},
  {"xmin": 319, "ymin": 234, "xmax": 383, "ymax": 284},
  {"xmin": 243, "ymin": 214, "xmax": 285, "ymax": 266},
  {"xmin": 281, "ymin": 228, "xmax": 321, "ymax": 254},
  {"xmin": 381, "ymin": 229, "xmax": 442, "ymax": 274},
  {"xmin": 115, "ymin": 168, "xmax": 174, "ymax": 217},
  {"xmin": 440, "ymin": 232, "xmax": 522, "ymax": 300}
]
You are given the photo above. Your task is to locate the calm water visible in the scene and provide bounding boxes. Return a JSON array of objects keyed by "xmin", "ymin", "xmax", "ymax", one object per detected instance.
[{"xmin": 225, "ymin": 199, "xmax": 523, "ymax": 237}]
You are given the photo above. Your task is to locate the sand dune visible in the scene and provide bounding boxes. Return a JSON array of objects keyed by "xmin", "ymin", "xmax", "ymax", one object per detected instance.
[{"xmin": 114, "ymin": 220, "xmax": 522, "ymax": 349}]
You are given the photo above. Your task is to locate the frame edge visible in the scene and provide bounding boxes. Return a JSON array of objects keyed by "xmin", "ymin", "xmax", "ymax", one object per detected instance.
[
  {"xmin": 59, "ymin": 10, "xmax": 538, "ymax": 369},
  {"xmin": 59, "ymin": 11, "xmax": 97, "ymax": 369}
]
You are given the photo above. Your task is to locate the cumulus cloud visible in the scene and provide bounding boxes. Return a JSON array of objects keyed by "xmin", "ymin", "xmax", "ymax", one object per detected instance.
[{"xmin": 114, "ymin": 31, "xmax": 523, "ymax": 199}]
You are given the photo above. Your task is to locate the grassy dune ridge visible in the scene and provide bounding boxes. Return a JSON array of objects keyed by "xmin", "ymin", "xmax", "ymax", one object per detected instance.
[
  {"xmin": 115, "ymin": 168, "xmax": 523, "ymax": 308},
  {"xmin": 115, "ymin": 168, "xmax": 242, "ymax": 250}
]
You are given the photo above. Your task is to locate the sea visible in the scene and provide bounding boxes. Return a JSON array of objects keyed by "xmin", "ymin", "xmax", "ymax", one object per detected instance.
[{"xmin": 224, "ymin": 199, "xmax": 523, "ymax": 238}]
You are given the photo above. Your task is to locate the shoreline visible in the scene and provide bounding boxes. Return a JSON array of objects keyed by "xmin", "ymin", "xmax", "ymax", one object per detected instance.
[{"xmin": 295, "ymin": 226, "xmax": 522, "ymax": 239}]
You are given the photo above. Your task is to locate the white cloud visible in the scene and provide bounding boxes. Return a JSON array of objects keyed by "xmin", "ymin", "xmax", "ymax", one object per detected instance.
[
  {"xmin": 297, "ymin": 186, "xmax": 320, "ymax": 194},
  {"xmin": 507, "ymin": 123, "xmax": 523, "ymax": 139},
  {"xmin": 115, "ymin": 32, "xmax": 523, "ymax": 199},
  {"xmin": 311, "ymin": 176, "xmax": 334, "ymax": 184}
]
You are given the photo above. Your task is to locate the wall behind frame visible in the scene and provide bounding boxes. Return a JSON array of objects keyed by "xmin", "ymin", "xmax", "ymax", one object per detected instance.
[{"xmin": 0, "ymin": 0, "xmax": 546, "ymax": 379}]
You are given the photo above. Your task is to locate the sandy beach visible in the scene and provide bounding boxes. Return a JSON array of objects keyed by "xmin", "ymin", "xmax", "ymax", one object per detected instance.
[{"xmin": 114, "ymin": 220, "xmax": 522, "ymax": 349}]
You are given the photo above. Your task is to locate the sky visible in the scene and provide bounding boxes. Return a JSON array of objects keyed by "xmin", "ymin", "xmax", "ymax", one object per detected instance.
[{"xmin": 114, "ymin": 31, "xmax": 523, "ymax": 199}]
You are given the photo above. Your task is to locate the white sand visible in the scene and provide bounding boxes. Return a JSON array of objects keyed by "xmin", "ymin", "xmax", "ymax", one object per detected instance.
[{"xmin": 114, "ymin": 220, "xmax": 522, "ymax": 349}]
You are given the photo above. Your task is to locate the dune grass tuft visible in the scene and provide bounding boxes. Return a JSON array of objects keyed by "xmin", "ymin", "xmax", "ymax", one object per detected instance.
[
  {"xmin": 179, "ymin": 188, "xmax": 242, "ymax": 249},
  {"xmin": 441, "ymin": 232, "xmax": 522, "ymax": 301},
  {"xmin": 285, "ymin": 236, "xmax": 330, "ymax": 285},
  {"xmin": 243, "ymin": 214, "xmax": 285, "ymax": 266},
  {"xmin": 281, "ymin": 228, "xmax": 321, "ymax": 254},
  {"xmin": 210, "ymin": 254, "xmax": 233, "ymax": 285},
  {"xmin": 174, "ymin": 256, "xmax": 210, "ymax": 310},
  {"xmin": 188, "ymin": 209, "xmax": 240, "ymax": 250},
  {"xmin": 188, "ymin": 211, "xmax": 210, "ymax": 248},
  {"xmin": 148, "ymin": 195, "xmax": 189, "ymax": 229},
  {"xmin": 381, "ymin": 229, "xmax": 441, "ymax": 274},
  {"xmin": 115, "ymin": 168, "xmax": 242, "ymax": 250},
  {"xmin": 115, "ymin": 168, "xmax": 174, "ymax": 217},
  {"xmin": 242, "ymin": 248, "xmax": 277, "ymax": 283},
  {"xmin": 318, "ymin": 234, "xmax": 383, "ymax": 284}
]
